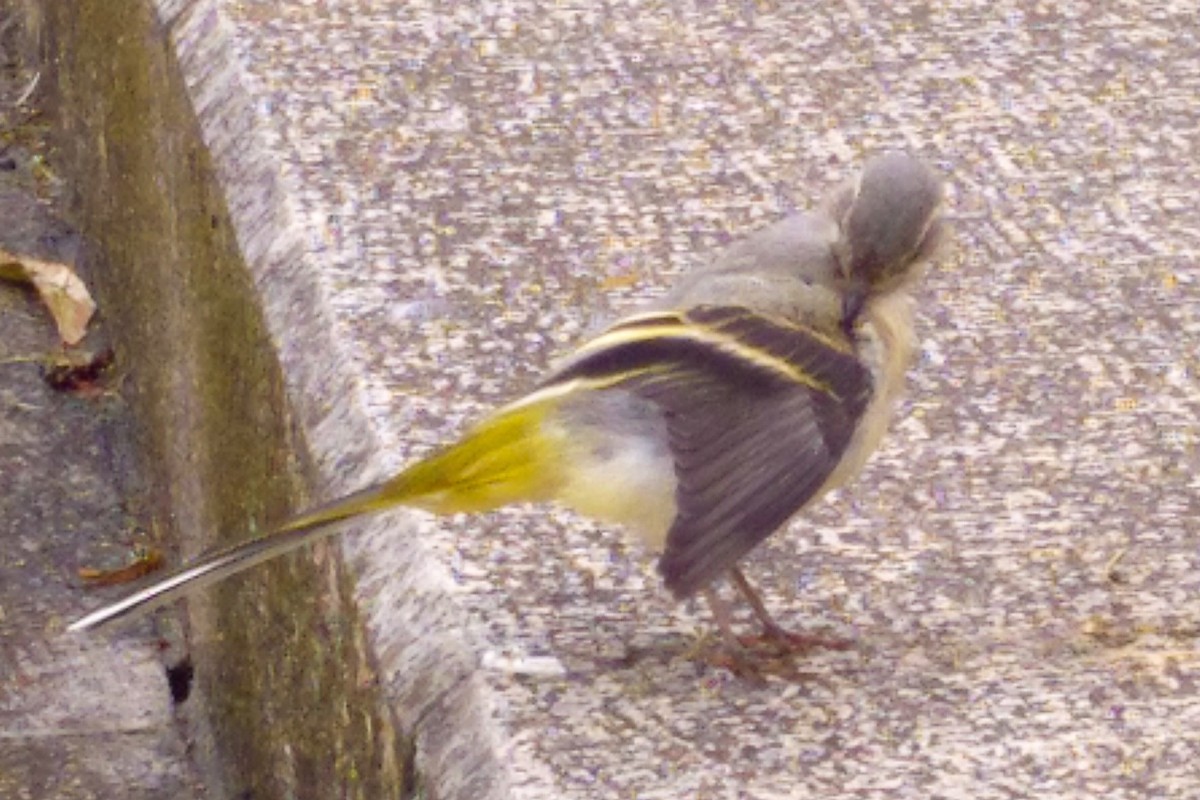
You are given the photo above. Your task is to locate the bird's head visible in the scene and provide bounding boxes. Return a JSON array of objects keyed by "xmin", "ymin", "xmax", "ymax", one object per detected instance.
[{"xmin": 826, "ymin": 152, "xmax": 949, "ymax": 299}]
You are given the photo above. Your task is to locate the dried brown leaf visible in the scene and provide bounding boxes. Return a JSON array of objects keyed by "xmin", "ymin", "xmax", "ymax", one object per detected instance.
[
  {"xmin": 78, "ymin": 547, "xmax": 164, "ymax": 587},
  {"xmin": 42, "ymin": 347, "xmax": 115, "ymax": 394},
  {"xmin": 0, "ymin": 246, "xmax": 96, "ymax": 344}
]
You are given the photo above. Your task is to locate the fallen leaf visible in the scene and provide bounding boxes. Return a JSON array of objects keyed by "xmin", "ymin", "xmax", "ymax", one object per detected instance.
[
  {"xmin": 78, "ymin": 546, "xmax": 164, "ymax": 587},
  {"xmin": 42, "ymin": 347, "xmax": 115, "ymax": 394},
  {"xmin": 0, "ymin": 246, "xmax": 96, "ymax": 344}
]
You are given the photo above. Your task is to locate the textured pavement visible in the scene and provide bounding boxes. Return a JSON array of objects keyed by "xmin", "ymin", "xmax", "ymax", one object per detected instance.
[{"xmin": 83, "ymin": 1, "xmax": 1200, "ymax": 797}]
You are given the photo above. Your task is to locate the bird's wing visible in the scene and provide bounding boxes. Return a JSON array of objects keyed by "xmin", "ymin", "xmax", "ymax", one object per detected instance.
[{"xmin": 542, "ymin": 305, "xmax": 873, "ymax": 598}]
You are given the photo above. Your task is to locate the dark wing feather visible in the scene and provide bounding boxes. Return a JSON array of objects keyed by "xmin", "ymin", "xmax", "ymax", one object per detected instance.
[
  {"xmin": 545, "ymin": 306, "xmax": 872, "ymax": 599},
  {"xmin": 653, "ymin": 380, "xmax": 859, "ymax": 598}
]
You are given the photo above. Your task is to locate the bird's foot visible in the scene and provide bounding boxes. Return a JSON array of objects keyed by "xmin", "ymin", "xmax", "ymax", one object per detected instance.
[
  {"xmin": 700, "ymin": 636, "xmax": 836, "ymax": 685},
  {"xmin": 739, "ymin": 621, "xmax": 854, "ymax": 657},
  {"xmin": 703, "ymin": 644, "xmax": 770, "ymax": 685},
  {"xmin": 688, "ymin": 625, "xmax": 851, "ymax": 684}
]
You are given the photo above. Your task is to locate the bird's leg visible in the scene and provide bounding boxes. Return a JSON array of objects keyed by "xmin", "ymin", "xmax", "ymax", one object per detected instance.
[
  {"xmin": 728, "ymin": 565, "xmax": 794, "ymax": 643},
  {"xmin": 701, "ymin": 585, "xmax": 740, "ymax": 645},
  {"xmin": 729, "ymin": 565, "xmax": 852, "ymax": 654},
  {"xmin": 700, "ymin": 587, "xmax": 765, "ymax": 682}
]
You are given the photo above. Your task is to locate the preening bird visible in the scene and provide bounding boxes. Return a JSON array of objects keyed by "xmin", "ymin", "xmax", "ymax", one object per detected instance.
[{"xmin": 70, "ymin": 153, "xmax": 948, "ymax": 665}]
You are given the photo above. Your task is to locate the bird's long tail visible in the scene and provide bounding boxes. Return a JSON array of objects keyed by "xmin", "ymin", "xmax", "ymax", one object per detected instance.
[{"xmin": 68, "ymin": 400, "xmax": 563, "ymax": 632}]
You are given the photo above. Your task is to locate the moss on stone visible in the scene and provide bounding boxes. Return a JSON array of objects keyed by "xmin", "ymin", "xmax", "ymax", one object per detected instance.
[{"xmin": 33, "ymin": 1, "xmax": 415, "ymax": 797}]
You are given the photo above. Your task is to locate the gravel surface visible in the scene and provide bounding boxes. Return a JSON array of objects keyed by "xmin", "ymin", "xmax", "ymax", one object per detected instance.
[{"xmin": 220, "ymin": 1, "xmax": 1200, "ymax": 796}]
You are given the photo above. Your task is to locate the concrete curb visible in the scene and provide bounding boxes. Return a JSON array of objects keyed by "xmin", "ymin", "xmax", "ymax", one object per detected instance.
[
  {"xmin": 39, "ymin": 1, "xmax": 511, "ymax": 797},
  {"xmin": 164, "ymin": 3, "xmax": 513, "ymax": 797}
]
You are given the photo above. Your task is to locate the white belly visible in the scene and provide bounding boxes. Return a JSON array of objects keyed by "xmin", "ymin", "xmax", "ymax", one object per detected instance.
[{"xmin": 546, "ymin": 391, "xmax": 677, "ymax": 550}]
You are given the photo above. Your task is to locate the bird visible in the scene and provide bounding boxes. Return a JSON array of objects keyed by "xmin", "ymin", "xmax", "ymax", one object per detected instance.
[{"xmin": 69, "ymin": 152, "xmax": 948, "ymax": 670}]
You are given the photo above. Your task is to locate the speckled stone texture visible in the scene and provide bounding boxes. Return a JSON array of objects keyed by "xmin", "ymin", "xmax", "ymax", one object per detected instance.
[{"xmin": 163, "ymin": 1, "xmax": 1200, "ymax": 798}]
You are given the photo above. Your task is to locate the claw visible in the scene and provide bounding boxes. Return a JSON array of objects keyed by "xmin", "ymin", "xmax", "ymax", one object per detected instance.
[{"xmin": 688, "ymin": 567, "xmax": 854, "ymax": 679}]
